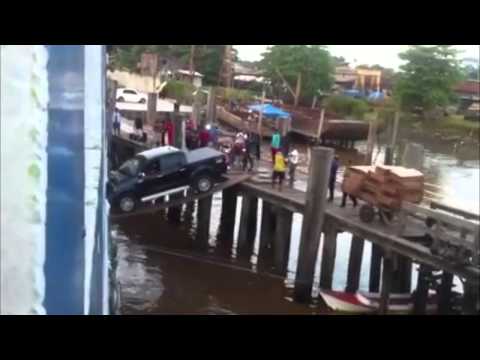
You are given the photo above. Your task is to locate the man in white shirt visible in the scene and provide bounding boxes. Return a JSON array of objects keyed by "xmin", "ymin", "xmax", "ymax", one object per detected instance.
[{"xmin": 288, "ymin": 148, "xmax": 299, "ymax": 187}]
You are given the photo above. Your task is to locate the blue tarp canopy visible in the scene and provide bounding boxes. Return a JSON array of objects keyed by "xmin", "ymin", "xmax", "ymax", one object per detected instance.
[
  {"xmin": 367, "ymin": 91, "xmax": 385, "ymax": 102},
  {"xmin": 342, "ymin": 89, "xmax": 364, "ymax": 98},
  {"xmin": 248, "ymin": 104, "xmax": 291, "ymax": 119}
]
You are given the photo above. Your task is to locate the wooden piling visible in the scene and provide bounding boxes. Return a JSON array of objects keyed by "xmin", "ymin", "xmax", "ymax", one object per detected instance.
[
  {"xmin": 272, "ymin": 207, "xmax": 293, "ymax": 276},
  {"xmin": 173, "ymin": 103, "xmax": 185, "ymax": 150},
  {"xmin": 438, "ymin": 271, "xmax": 454, "ymax": 314},
  {"xmin": 385, "ymin": 147, "xmax": 394, "ymax": 166},
  {"xmin": 167, "ymin": 192, "xmax": 184, "ymax": 223},
  {"xmin": 237, "ymin": 194, "xmax": 258, "ymax": 257},
  {"xmin": 257, "ymin": 89, "xmax": 265, "ymax": 139},
  {"xmin": 391, "ymin": 256, "xmax": 412, "ymax": 293},
  {"xmin": 195, "ymin": 195, "xmax": 213, "ymax": 251},
  {"xmin": 365, "ymin": 119, "xmax": 378, "ymax": 164},
  {"xmin": 413, "ymin": 264, "xmax": 431, "ymax": 315},
  {"xmin": 147, "ymin": 93, "xmax": 157, "ymax": 126},
  {"xmin": 183, "ymin": 200, "xmax": 195, "ymax": 225},
  {"xmin": 316, "ymin": 108, "xmax": 325, "ymax": 141},
  {"xmin": 379, "ymin": 252, "xmax": 394, "ymax": 314},
  {"xmin": 346, "ymin": 235, "xmax": 365, "ymax": 293},
  {"xmin": 206, "ymin": 87, "xmax": 216, "ymax": 125},
  {"xmin": 217, "ymin": 187, "xmax": 238, "ymax": 249},
  {"xmin": 462, "ymin": 280, "xmax": 479, "ymax": 315},
  {"xmin": 402, "ymin": 143, "xmax": 425, "ymax": 170},
  {"xmin": 319, "ymin": 222, "xmax": 338, "ymax": 290},
  {"xmin": 369, "ymin": 244, "xmax": 383, "ymax": 292},
  {"xmin": 258, "ymin": 201, "xmax": 276, "ymax": 266},
  {"xmin": 385, "ymin": 111, "xmax": 400, "ymax": 165},
  {"xmin": 294, "ymin": 147, "xmax": 333, "ymax": 303}
]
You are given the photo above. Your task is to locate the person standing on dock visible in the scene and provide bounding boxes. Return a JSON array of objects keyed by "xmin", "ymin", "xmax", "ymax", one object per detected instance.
[
  {"xmin": 271, "ymin": 129, "xmax": 281, "ymax": 163},
  {"xmin": 112, "ymin": 108, "xmax": 121, "ymax": 136},
  {"xmin": 199, "ymin": 125, "xmax": 211, "ymax": 147},
  {"xmin": 249, "ymin": 131, "xmax": 260, "ymax": 161},
  {"xmin": 242, "ymin": 133, "xmax": 255, "ymax": 172},
  {"xmin": 328, "ymin": 155, "xmax": 340, "ymax": 202},
  {"xmin": 340, "ymin": 160, "xmax": 358, "ymax": 207},
  {"xmin": 153, "ymin": 117, "xmax": 163, "ymax": 147},
  {"xmin": 134, "ymin": 117, "xmax": 143, "ymax": 139},
  {"xmin": 164, "ymin": 117, "xmax": 174, "ymax": 146},
  {"xmin": 282, "ymin": 131, "xmax": 291, "ymax": 157},
  {"xmin": 288, "ymin": 148, "xmax": 299, "ymax": 187},
  {"xmin": 209, "ymin": 125, "xmax": 220, "ymax": 148},
  {"xmin": 272, "ymin": 151, "xmax": 286, "ymax": 191}
]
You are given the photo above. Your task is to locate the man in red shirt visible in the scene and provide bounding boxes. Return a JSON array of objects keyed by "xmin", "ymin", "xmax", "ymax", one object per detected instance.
[
  {"xmin": 199, "ymin": 125, "xmax": 210, "ymax": 147},
  {"xmin": 164, "ymin": 118, "xmax": 175, "ymax": 146}
]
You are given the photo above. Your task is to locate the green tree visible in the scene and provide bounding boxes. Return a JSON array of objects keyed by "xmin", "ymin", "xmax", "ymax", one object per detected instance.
[
  {"xmin": 259, "ymin": 45, "xmax": 334, "ymax": 106},
  {"xmin": 463, "ymin": 63, "xmax": 479, "ymax": 80},
  {"xmin": 194, "ymin": 45, "xmax": 228, "ymax": 85},
  {"xmin": 333, "ymin": 56, "xmax": 347, "ymax": 66},
  {"xmin": 394, "ymin": 45, "xmax": 463, "ymax": 118},
  {"xmin": 108, "ymin": 45, "xmax": 230, "ymax": 86}
]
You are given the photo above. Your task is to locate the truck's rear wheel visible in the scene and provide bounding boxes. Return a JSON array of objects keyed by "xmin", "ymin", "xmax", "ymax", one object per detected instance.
[{"xmin": 194, "ymin": 174, "xmax": 214, "ymax": 193}]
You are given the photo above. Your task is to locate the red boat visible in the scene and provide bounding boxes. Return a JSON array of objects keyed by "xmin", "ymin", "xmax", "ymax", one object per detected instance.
[{"xmin": 320, "ymin": 289, "xmax": 438, "ymax": 314}]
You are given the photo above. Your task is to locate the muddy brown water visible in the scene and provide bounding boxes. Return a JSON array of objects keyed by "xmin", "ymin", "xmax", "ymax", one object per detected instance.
[{"xmin": 112, "ymin": 129, "xmax": 479, "ymax": 315}]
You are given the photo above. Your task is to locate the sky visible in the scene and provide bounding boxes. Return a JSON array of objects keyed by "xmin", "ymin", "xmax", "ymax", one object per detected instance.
[{"xmin": 234, "ymin": 45, "xmax": 479, "ymax": 70}]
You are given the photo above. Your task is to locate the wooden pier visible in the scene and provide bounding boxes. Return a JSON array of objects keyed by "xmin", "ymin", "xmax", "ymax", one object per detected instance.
[{"xmin": 109, "ymin": 133, "xmax": 479, "ymax": 315}]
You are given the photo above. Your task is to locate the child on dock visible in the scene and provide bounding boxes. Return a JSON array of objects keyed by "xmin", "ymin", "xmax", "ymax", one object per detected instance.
[{"xmin": 272, "ymin": 151, "xmax": 287, "ymax": 192}]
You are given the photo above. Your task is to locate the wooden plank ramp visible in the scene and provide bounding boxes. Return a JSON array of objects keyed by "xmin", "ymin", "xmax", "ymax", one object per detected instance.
[{"xmin": 110, "ymin": 173, "xmax": 252, "ymax": 220}]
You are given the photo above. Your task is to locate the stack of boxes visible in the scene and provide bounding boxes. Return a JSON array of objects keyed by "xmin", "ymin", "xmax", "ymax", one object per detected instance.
[{"xmin": 342, "ymin": 165, "xmax": 424, "ymax": 209}]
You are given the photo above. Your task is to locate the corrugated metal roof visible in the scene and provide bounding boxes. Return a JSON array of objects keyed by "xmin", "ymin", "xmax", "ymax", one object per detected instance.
[{"xmin": 454, "ymin": 80, "xmax": 480, "ymax": 95}]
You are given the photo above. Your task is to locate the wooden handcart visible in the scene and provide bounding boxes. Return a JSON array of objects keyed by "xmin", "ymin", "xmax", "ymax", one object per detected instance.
[{"xmin": 342, "ymin": 165, "xmax": 425, "ymax": 224}]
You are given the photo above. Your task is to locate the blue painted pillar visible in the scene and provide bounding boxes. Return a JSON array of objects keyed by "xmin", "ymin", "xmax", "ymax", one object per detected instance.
[{"xmin": 44, "ymin": 45, "xmax": 86, "ymax": 314}]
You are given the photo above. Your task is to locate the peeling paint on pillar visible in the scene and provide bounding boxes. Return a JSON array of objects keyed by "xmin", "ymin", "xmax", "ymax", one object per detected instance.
[{"xmin": 1, "ymin": 45, "xmax": 49, "ymax": 315}]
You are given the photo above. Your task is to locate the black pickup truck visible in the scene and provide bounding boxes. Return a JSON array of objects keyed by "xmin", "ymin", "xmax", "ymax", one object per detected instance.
[{"xmin": 107, "ymin": 146, "xmax": 228, "ymax": 213}]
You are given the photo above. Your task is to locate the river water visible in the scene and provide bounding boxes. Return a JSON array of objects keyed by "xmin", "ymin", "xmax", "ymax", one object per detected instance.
[{"xmin": 112, "ymin": 130, "xmax": 479, "ymax": 315}]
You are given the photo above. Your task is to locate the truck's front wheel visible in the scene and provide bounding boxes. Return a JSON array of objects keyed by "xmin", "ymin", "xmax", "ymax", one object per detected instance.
[
  {"xmin": 194, "ymin": 174, "xmax": 214, "ymax": 193},
  {"xmin": 117, "ymin": 193, "xmax": 137, "ymax": 213}
]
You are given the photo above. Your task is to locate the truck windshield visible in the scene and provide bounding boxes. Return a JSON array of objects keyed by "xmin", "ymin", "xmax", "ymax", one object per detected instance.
[{"xmin": 118, "ymin": 158, "xmax": 141, "ymax": 177}]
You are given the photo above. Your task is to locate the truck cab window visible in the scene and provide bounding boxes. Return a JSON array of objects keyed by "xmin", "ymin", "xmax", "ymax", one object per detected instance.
[
  {"xmin": 119, "ymin": 158, "xmax": 141, "ymax": 177},
  {"xmin": 144, "ymin": 160, "xmax": 161, "ymax": 176}
]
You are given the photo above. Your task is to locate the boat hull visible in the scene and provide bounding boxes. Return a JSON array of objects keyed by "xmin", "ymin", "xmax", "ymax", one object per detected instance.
[{"xmin": 320, "ymin": 289, "xmax": 438, "ymax": 314}]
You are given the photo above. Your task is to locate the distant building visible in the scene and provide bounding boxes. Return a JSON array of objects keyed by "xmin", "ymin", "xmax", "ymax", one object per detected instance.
[
  {"xmin": 334, "ymin": 66, "xmax": 387, "ymax": 95},
  {"xmin": 454, "ymin": 80, "xmax": 480, "ymax": 100},
  {"xmin": 172, "ymin": 69, "xmax": 203, "ymax": 88},
  {"xmin": 334, "ymin": 66, "xmax": 357, "ymax": 91},
  {"xmin": 454, "ymin": 80, "xmax": 480, "ymax": 114},
  {"xmin": 233, "ymin": 62, "xmax": 264, "ymax": 89}
]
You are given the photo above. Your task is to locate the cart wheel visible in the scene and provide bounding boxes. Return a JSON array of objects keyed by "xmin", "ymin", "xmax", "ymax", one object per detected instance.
[{"xmin": 359, "ymin": 204, "xmax": 375, "ymax": 223}]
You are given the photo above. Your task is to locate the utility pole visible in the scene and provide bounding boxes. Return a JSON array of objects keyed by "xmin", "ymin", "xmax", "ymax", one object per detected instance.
[
  {"xmin": 189, "ymin": 45, "xmax": 196, "ymax": 83},
  {"xmin": 219, "ymin": 45, "xmax": 233, "ymax": 88}
]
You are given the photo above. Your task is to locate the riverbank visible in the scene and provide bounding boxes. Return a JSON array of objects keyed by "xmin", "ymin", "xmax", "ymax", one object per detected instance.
[{"xmin": 366, "ymin": 111, "xmax": 480, "ymax": 143}]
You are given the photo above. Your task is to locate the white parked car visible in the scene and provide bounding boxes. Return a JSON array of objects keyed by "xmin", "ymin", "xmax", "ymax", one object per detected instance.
[{"xmin": 116, "ymin": 88, "xmax": 147, "ymax": 104}]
